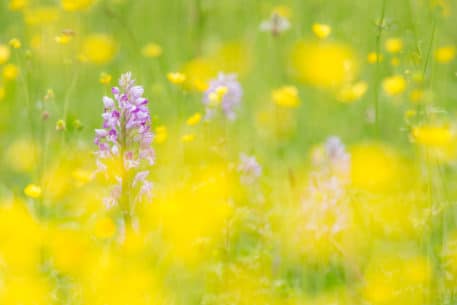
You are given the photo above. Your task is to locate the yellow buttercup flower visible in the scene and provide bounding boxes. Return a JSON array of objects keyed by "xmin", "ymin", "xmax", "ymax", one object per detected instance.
[
  {"xmin": 99, "ymin": 72, "xmax": 112, "ymax": 85},
  {"xmin": 94, "ymin": 216, "xmax": 116, "ymax": 239},
  {"xmin": 412, "ymin": 124, "xmax": 453, "ymax": 147},
  {"xmin": 181, "ymin": 57, "xmax": 215, "ymax": 92},
  {"xmin": 337, "ymin": 81, "xmax": 368, "ymax": 103},
  {"xmin": 56, "ymin": 119, "xmax": 66, "ymax": 131},
  {"xmin": 155, "ymin": 125, "xmax": 168, "ymax": 144},
  {"xmin": 145, "ymin": 166, "xmax": 232, "ymax": 264},
  {"xmin": 364, "ymin": 255, "xmax": 431, "ymax": 305},
  {"xmin": 409, "ymin": 89, "xmax": 424, "ymax": 103},
  {"xmin": 367, "ymin": 52, "xmax": 383, "ymax": 63},
  {"xmin": 312, "ymin": 23, "xmax": 332, "ymax": 39},
  {"xmin": 3, "ymin": 64, "xmax": 19, "ymax": 80},
  {"xmin": 435, "ymin": 45, "xmax": 456, "ymax": 63},
  {"xmin": 404, "ymin": 109, "xmax": 416, "ymax": 122},
  {"xmin": 186, "ymin": 113, "xmax": 202, "ymax": 126},
  {"xmin": 0, "ymin": 45, "xmax": 11, "ymax": 64},
  {"xmin": 390, "ymin": 57, "xmax": 400, "ymax": 67},
  {"xmin": 9, "ymin": 38, "xmax": 21, "ymax": 49},
  {"xmin": 81, "ymin": 34, "xmax": 117, "ymax": 64},
  {"xmin": 61, "ymin": 0, "xmax": 96, "ymax": 11},
  {"xmin": 24, "ymin": 184, "xmax": 42, "ymax": 198},
  {"xmin": 0, "ymin": 87, "xmax": 5, "ymax": 100},
  {"xmin": 181, "ymin": 43, "xmax": 249, "ymax": 91},
  {"xmin": 8, "ymin": 0, "xmax": 27, "ymax": 11},
  {"xmin": 0, "ymin": 273, "xmax": 52, "ymax": 304},
  {"xmin": 442, "ymin": 231, "xmax": 457, "ymax": 281},
  {"xmin": 351, "ymin": 143, "xmax": 404, "ymax": 191},
  {"xmin": 385, "ymin": 37, "xmax": 403, "ymax": 53},
  {"xmin": 181, "ymin": 133, "xmax": 195, "ymax": 143},
  {"xmin": 55, "ymin": 34, "xmax": 72, "ymax": 45},
  {"xmin": 290, "ymin": 41, "xmax": 358, "ymax": 89},
  {"xmin": 382, "ymin": 75, "xmax": 406, "ymax": 96},
  {"xmin": 71, "ymin": 169, "xmax": 92, "ymax": 186},
  {"xmin": 142, "ymin": 43, "xmax": 162, "ymax": 58},
  {"xmin": 29, "ymin": 35, "xmax": 42, "ymax": 50},
  {"xmin": 272, "ymin": 85, "xmax": 300, "ymax": 108},
  {"xmin": 208, "ymin": 85, "xmax": 228, "ymax": 106},
  {"xmin": 167, "ymin": 72, "xmax": 186, "ymax": 85}
]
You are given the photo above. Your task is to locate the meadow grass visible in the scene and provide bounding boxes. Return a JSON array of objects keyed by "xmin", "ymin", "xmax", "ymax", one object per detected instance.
[{"xmin": 1, "ymin": 0, "xmax": 457, "ymax": 304}]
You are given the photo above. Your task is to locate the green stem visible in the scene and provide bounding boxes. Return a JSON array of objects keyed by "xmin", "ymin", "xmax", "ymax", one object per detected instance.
[
  {"xmin": 63, "ymin": 67, "xmax": 79, "ymax": 122},
  {"xmin": 373, "ymin": 0, "xmax": 387, "ymax": 136},
  {"xmin": 423, "ymin": 17, "xmax": 437, "ymax": 76},
  {"xmin": 119, "ymin": 111, "xmax": 132, "ymax": 231}
]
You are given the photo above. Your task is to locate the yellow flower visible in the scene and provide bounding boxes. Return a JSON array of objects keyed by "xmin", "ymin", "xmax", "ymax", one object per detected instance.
[
  {"xmin": 435, "ymin": 45, "xmax": 456, "ymax": 63},
  {"xmin": 363, "ymin": 255, "xmax": 431, "ymax": 305},
  {"xmin": 312, "ymin": 23, "xmax": 332, "ymax": 39},
  {"xmin": 442, "ymin": 231, "xmax": 457, "ymax": 280},
  {"xmin": 47, "ymin": 228, "xmax": 90, "ymax": 275},
  {"xmin": 186, "ymin": 113, "xmax": 202, "ymax": 126},
  {"xmin": 290, "ymin": 41, "xmax": 358, "ymax": 89},
  {"xmin": 146, "ymin": 166, "xmax": 232, "ymax": 264},
  {"xmin": 337, "ymin": 81, "xmax": 368, "ymax": 103},
  {"xmin": 181, "ymin": 133, "xmax": 195, "ymax": 143},
  {"xmin": 0, "ymin": 274, "xmax": 52, "ymax": 304},
  {"xmin": 367, "ymin": 52, "xmax": 383, "ymax": 64},
  {"xmin": 272, "ymin": 86, "xmax": 300, "ymax": 108},
  {"xmin": 99, "ymin": 72, "xmax": 112, "ymax": 85},
  {"xmin": 390, "ymin": 57, "xmax": 400, "ymax": 67},
  {"xmin": 412, "ymin": 124, "xmax": 453, "ymax": 147},
  {"xmin": 81, "ymin": 34, "xmax": 117, "ymax": 64},
  {"xmin": 24, "ymin": 6, "xmax": 60, "ymax": 26},
  {"xmin": 61, "ymin": 0, "xmax": 96, "ymax": 11},
  {"xmin": 9, "ymin": 38, "xmax": 21, "ymax": 49},
  {"xmin": 8, "ymin": 0, "xmax": 27, "ymax": 11},
  {"xmin": 167, "ymin": 72, "xmax": 186, "ymax": 85},
  {"xmin": 142, "ymin": 43, "xmax": 162, "ymax": 58},
  {"xmin": 30, "ymin": 35, "xmax": 42, "ymax": 50},
  {"xmin": 0, "ymin": 45, "xmax": 11, "ymax": 64},
  {"xmin": 155, "ymin": 125, "xmax": 168, "ymax": 144},
  {"xmin": 181, "ymin": 57, "xmax": 216, "ymax": 92},
  {"xmin": 382, "ymin": 75, "xmax": 406, "ymax": 96},
  {"xmin": 56, "ymin": 119, "xmax": 66, "ymax": 131},
  {"xmin": 71, "ymin": 169, "xmax": 92, "ymax": 186},
  {"xmin": 0, "ymin": 87, "xmax": 5, "ymax": 100},
  {"xmin": 351, "ymin": 143, "xmax": 403, "ymax": 191},
  {"xmin": 3, "ymin": 64, "xmax": 19, "ymax": 80},
  {"xmin": 208, "ymin": 85, "xmax": 228, "ymax": 106},
  {"xmin": 385, "ymin": 37, "xmax": 403, "ymax": 53},
  {"xmin": 24, "ymin": 184, "xmax": 42, "ymax": 198},
  {"xmin": 94, "ymin": 216, "xmax": 116, "ymax": 239},
  {"xmin": 404, "ymin": 109, "xmax": 416, "ymax": 121},
  {"xmin": 409, "ymin": 89, "xmax": 424, "ymax": 103},
  {"xmin": 55, "ymin": 34, "xmax": 72, "ymax": 45},
  {"xmin": 44, "ymin": 89, "xmax": 55, "ymax": 101}
]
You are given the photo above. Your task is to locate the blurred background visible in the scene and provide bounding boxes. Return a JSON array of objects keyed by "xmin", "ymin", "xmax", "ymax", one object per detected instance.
[{"xmin": 0, "ymin": 0, "xmax": 457, "ymax": 304}]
